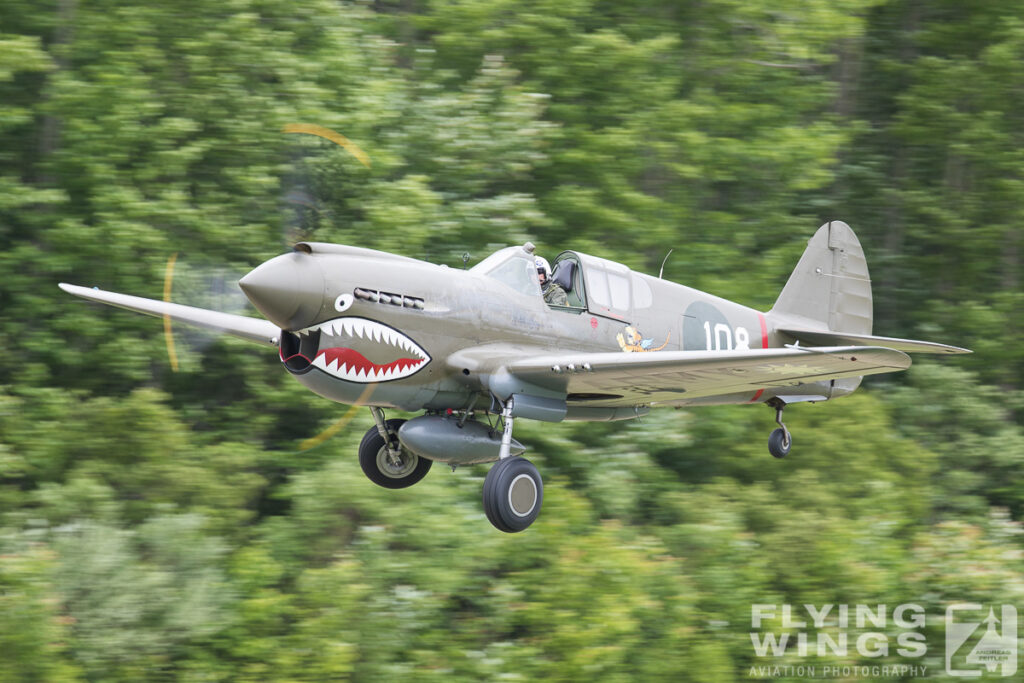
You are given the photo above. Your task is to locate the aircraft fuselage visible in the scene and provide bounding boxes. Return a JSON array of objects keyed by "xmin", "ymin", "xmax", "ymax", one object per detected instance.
[{"xmin": 239, "ymin": 242, "xmax": 846, "ymax": 419}]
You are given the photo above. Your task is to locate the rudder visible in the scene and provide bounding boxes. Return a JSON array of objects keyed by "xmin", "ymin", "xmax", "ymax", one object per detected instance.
[{"xmin": 769, "ymin": 221, "xmax": 872, "ymax": 335}]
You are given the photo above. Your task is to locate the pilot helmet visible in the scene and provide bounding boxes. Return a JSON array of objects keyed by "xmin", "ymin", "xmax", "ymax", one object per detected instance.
[{"xmin": 534, "ymin": 256, "xmax": 551, "ymax": 279}]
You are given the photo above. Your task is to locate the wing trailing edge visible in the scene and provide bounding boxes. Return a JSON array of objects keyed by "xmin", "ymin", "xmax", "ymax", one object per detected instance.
[{"xmin": 59, "ymin": 283, "xmax": 279, "ymax": 348}]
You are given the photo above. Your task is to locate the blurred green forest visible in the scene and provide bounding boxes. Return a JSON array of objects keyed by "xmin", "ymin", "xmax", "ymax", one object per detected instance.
[{"xmin": 1, "ymin": 0, "xmax": 1023, "ymax": 680}]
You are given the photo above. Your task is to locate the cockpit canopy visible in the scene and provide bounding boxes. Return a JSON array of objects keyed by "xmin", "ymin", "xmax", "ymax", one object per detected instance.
[
  {"xmin": 470, "ymin": 246, "xmax": 542, "ymax": 297},
  {"xmin": 471, "ymin": 244, "xmax": 654, "ymax": 318},
  {"xmin": 553, "ymin": 251, "xmax": 653, "ymax": 317}
]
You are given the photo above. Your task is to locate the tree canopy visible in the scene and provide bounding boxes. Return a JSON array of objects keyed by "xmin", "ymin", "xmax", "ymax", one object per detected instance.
[{"xmin": 1, "ymin": 1, "xmax": 1022, "ymax": 680}]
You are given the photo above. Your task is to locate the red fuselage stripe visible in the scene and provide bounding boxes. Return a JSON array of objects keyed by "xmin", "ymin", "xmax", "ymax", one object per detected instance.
[{"xmin": 749, "ymin": 312, "xmax": 769, "ymax": 402}]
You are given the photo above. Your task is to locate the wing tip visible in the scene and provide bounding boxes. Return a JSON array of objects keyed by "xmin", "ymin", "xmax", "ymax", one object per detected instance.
[
  {"xmin": 59, "ymin": 282, "xmax": 102, "ymax": 299},
  {"xmin": 845, "ymin": 346, "xmax": 911, "ymax": 370},
  {"xmin": 943, "ymin": 345, "xmax": 973, "ymax": 355},
  {"xmin": 59, "ymin": 282, "xmax": 89, "ymax": 297},
  {"xmin": 883, "ymin": 347, "xmax": 912, "ymax": 370}
]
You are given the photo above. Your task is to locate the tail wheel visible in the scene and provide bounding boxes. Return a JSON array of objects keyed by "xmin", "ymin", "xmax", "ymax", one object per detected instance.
[
  {"xmin": 358, "ymin": 419, "xmax": 432, "ymax": 488},
  {"xmin": 483, "ymin": 457, "xmax": 543, "ymax": 533},
  {"xmin": 767, "ymin": 399, "xmax": 792, "ymax": 459},
  {"xmin": 768, "ymin": 427, "xmax": 791, "ymax": 459}
]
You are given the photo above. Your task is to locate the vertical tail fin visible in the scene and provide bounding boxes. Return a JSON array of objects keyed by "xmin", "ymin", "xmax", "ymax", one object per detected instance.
[{"xmin": 769, "ymin": 221, "xmax": 873, "ymax": 334}]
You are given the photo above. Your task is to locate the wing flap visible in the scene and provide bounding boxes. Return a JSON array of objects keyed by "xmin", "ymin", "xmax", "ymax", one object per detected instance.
[
  {"xmin": 778, "ymin": 328, "xmax": 970, "ymax": 355},
  {"xmin": 60, "ymin": 283, "xmax": 279, "ymax": 348}
]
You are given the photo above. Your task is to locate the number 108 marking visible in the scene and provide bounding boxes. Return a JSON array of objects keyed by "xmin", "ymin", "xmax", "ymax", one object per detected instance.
[{"xmin": 703, "ymin": 321, "xmax": 750, "ymax": 351}]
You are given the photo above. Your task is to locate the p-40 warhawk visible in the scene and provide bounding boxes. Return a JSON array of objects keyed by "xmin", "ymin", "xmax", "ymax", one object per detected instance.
[{"xmin": 61, "ymin": 221, "xmax": 968, "ymax": 532}]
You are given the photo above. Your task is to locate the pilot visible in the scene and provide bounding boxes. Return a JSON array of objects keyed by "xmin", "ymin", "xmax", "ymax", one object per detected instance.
[{"xmin": 536, "ymin": 256, "xmax": 568, "ymax": 306}]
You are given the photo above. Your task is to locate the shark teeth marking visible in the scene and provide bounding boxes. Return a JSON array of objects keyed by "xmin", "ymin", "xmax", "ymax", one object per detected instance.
[{"xmin": 298, "ymin": 316, "xmax": 431, "ymax": 383}]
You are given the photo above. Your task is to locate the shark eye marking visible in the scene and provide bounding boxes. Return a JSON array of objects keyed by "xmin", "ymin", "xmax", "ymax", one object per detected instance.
[
  {"xmin": 294, "ymin": 316, "xmax": 430, "ymax": 383},
  {"xmin": 334, "ymin": 293, "xmax": 354, "ymax": 312}
]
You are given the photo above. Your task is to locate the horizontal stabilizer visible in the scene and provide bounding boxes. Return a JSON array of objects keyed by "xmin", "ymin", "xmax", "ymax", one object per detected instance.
[
  {"xmin": 59, "ymin": 283, "xmax": 279, "ymax": 348},
  {"xmin": 778, "ymin": 328, "xmax": 970, "ymax": 355}
]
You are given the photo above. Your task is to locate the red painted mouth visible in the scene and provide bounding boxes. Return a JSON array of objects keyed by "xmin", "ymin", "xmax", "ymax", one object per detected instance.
[
  {"xmin": 314, "ymin": 347, "xmax": 426, "ymax": 381},
  {"xmin": 279, "ymin": 316, "xmax": 431, "ymax": 382}
]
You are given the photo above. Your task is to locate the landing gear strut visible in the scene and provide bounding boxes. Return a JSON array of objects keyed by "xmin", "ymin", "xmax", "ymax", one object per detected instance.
[
  {"xmin": 358, "ymin": 408, "xmax": 432, "ymax": 488},
  {"xmin": 482, "ymin": 399, "xmax": 543, "ymax": 532},
  {"xmin": 767, "ymin": 398, "xmax": 791, "ymax": 459}
]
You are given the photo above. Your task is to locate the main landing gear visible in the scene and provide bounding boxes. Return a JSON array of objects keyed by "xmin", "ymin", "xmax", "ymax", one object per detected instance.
[
  {"xmin": 357, "ymin": 403, "xmax": 542, "ymax": 532},
  {"xmin": 482, "ymin": 400, "xmax": 543, "ymax": 533},
  {"xmin": 359, "ymin": 407, "xmax": 432, "ymax": 488},
  {"xmin": 767, "ymin": 398, "xmax": 792, "ymax": 459}
]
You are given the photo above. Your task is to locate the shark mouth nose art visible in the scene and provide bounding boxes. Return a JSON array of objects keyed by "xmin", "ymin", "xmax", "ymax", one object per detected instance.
[{"xmin": 279, "ymin": 317, "xmax": 430, "ymax": 382}]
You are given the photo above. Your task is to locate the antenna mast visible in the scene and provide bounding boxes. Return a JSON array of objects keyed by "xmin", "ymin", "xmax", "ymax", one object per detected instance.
[{"xmin": 659, "ymin": 249, "xmax": 674, "ymax": 279}]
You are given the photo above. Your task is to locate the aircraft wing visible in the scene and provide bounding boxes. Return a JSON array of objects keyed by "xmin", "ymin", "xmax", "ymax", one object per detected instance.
[
  {"xmin": 777, "ymin": 328, "xmax": 970, "ymax": 355},
  {"xmin": 59, "ymin": 283, "xmax": 279, "ymax": 348},
  {"xmin": 498, "ymin": 345, "xmax": 911, "ymax": 403}
]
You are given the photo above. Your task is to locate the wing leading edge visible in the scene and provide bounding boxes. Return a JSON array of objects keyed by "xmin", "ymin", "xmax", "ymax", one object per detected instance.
[
  {"xmin": 501, "ymin": 345, "xmax": 911, "ymax": 404},
  {"xmin": 59, "ymin": 283, "xmax": 279, "ymax": 348}
]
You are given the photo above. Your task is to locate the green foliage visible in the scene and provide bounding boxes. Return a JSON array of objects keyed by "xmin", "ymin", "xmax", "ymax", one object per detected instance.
[
  {"xmin": 838, "ymin": 1, "xmax": 1024, "ymax": 387},
  {"xmin": 0, "ymin": 546, "xmax": 81, "ymax": 682},
  {"xmin": 51, "ymin": 516, "xmax": 233, "ymax": 679},
  {"xmin": 0, "ymin": 0, "xmax": 1021, "ymax": 679}
]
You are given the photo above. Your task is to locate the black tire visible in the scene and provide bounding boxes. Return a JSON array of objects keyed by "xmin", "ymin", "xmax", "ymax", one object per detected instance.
[
  {"xmin": 483, "ymin": 457, "xmax": 543, "ymax": 533},
  {"xmin": 768, "ymin": 428, "xmax": 791, "ymax": 459},
  {"xmin": 358, "ymin": 419, "xmax": 432, "ymax": 489}
]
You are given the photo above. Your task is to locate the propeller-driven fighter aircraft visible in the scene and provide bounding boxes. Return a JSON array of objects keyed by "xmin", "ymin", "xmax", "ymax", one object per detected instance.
[{"xmin": 61, "ymin": 221, "xmax": 969, "ymax": 532}]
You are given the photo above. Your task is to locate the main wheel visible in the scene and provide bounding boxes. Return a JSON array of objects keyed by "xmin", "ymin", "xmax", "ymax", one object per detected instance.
[
  {"xmin": 768, "ymin": 428, "xmax": 791, "ymax": 459},
  {"xmin": 483, "ymin": 457, "xmax": 543, "ymax": 533},
  {"xmin": 359, "ymin": 419, "xmax": 432, "ymax": 489}
]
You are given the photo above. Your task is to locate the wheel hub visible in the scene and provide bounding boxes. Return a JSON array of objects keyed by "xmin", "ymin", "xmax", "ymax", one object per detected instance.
[
  {"xmin": 508, "ymin": 473, "xmax": 538, "ymax": 517},
  {"xmin": 376, "ymin": 446, "xmax": 417, "ymax": 478}
]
